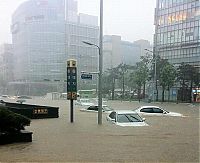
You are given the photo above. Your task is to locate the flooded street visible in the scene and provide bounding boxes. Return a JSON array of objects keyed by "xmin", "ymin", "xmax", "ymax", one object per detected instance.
[{"xmin": 0, "ymin": 98, "xmax": 199, "ymax": 162}]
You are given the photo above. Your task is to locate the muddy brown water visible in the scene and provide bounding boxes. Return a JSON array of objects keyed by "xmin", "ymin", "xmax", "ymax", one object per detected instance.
[{"xmin": 0, "ymin": 98, "xmax": 199, "ymax": 162}]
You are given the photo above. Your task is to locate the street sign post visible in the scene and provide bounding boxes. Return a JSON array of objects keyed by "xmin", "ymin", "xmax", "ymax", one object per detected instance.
[
  {"xmin": 81, "ymin": 73, "xmax": 92, "ymax": 80},
  {"xmin": 67, "ymin": 59, "xmax": 77, "ymax": 123}
]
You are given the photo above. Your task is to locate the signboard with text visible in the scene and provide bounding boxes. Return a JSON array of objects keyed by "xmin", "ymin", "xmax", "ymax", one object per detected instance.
[
  {"xmin": 81, "ymin": 73, "xmax": 92, "ymax": 80},
  {"xmin": 67, "ymin": 59, "xmax": 77, "ymax": 100}
]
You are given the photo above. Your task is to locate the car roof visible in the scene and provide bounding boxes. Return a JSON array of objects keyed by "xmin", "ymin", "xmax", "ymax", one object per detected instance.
[
  {"xmin": 139, "ymin": 106, "xmax": 160, "ymax": 109},
  {"xmin": 89, "ymin": 105, "xmax": 108, "ymax": 107},
  {"xmin": 113, "ymin": 110, "xmax": 138, "ymax": 114}
]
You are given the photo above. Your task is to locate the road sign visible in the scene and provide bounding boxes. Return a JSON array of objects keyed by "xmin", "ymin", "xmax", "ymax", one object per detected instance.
[
  {"xmin": 67, "ymin": 67, "xmax": 77, "ymax": 92},
  {"xmin": 81, "ymin": 74, "xmax": 92, "ymax": 80},
  {"xmin": 66, "ymin": 59, "xmax": 77, "ymax": 123},
  {"xmin": 67, "ymin": 59, "xmax": 77, "ymax": 100}
]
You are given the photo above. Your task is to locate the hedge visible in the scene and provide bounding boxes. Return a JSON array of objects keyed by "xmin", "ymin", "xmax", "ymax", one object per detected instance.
[{"xmin": 0, "ymin": 106, "xmax": 31, "ymax": 134}]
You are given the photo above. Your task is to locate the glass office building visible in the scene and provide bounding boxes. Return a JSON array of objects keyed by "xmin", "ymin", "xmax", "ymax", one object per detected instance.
[
  {"xmin": 11, "ymin": 0, "xmax": 99, "ymax": 94},
  {"xmin": 0, "ymin": 44, "xmax": 13, "ymax": 83},
  {"xmin": 11, "ymin": 0, "xmax": 65, "ymax": 81},
  {"xmin": 103, "ymin": 35, "xmax": 144, "ymax": 71},
  {"xmin": 154, "ymin": 0, "xmax": 200, "ymax": 68},
  {"xmin": 153, "ymin": 0, "xmax": 200, "ymax": 101},
  {"xmin": 65, "ymin": 22, "xmax": 99, "ymax": 90}
]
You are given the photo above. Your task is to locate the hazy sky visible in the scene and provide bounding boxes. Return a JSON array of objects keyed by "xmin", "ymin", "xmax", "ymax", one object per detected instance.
[{"xmin": 0, "ymin": 0, "xmax": 156, "ymax": 44}]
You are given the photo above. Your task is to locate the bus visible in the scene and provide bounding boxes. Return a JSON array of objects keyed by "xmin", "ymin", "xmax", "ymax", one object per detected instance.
[{"xmin": 78, "ymin": 89, "xmax": 97, "ymax": 98}]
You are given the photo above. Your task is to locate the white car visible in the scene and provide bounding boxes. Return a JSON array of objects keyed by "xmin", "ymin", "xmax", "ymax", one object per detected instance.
[
  {"xmin": 134, "ymin": 106, "xmax": 183, "ymax": 117},
  {"xmin": 80, "ymin": 105, "xmax": 113, "ymax": 113},
  {"xmin": 106, "ymin": 110, "xmax": 149, "ymax": 127},
  {"xmin": 75, "ymin": 99, "xmax": 94, "ymax": 106},
  {"xmin": 1, "ymin": 95, "xmax": 9, "ymax": 98}
]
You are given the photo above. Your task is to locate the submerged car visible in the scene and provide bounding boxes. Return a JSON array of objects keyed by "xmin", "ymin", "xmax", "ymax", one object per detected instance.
[
  {"xmin": 1, "ymin": 95, "xmax": 9, "ymax": 98},
  {"xmin": 80, "ymin": 105, "xmax": 113, "ymax": 113},
  {"xmin": 75, "ymin": 99, "xmax": 94, "ymax": 106},
  {"xmin": 134, "ymin": 106, "xmax": 183, "ymax": 117},
  {"xmin": 106, "ymin": 110, "xmax": 148, "ymax": 127},
  {"xmin": 17, "ymin": 95, "xmax": 32, "ymax": 99}
]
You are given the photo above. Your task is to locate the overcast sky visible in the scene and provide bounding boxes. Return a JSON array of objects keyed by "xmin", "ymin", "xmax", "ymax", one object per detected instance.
[{"xmin": 0, "ymin": 0, "xmax": 156, "ymax": 45}]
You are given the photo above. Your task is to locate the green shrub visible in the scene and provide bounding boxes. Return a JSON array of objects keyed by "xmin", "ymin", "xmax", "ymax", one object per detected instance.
[{"xmin": 0, "ymin": 106, "xmax": 31, "ymax": 134}]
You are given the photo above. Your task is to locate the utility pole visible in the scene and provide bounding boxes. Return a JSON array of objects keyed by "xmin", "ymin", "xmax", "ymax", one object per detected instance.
[
  {"xmin": 82, "ymin": 0, "xmax": 103, "ymax": 125},
  {"xmin": 98, "ymin": 0, "xmax": 103, "ymax": 124}
]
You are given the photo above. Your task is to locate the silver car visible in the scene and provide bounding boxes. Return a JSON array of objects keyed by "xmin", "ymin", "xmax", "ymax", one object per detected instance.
[
  {"xmin": 107, "ymin": 110, "xmax": 149, "ymax": 127},
  {"xmin": 134, "ymin": 106, "xmax": 183, "ymax": 117}
]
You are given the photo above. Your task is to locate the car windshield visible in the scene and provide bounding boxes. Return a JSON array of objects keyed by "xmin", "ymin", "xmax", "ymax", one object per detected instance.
[{"xmin": 117, "ymin": 114, "xmax": 143, "ymax": 123}]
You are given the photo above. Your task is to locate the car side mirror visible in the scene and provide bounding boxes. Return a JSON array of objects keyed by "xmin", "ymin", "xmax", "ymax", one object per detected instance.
[{"xmin": 142, "ymin": 118, "xmax": 146, "ymax": 121}]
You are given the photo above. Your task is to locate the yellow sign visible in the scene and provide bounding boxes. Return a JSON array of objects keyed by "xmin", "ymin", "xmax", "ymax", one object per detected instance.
[{"xmin": 33, "ymin": 108, "xmax": 48, "ymax": 114}]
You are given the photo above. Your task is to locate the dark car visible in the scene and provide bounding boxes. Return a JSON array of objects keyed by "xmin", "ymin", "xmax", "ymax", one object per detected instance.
[{"xmin": 80, "ymin": 105, "xmax": 113, "ymax": 113}]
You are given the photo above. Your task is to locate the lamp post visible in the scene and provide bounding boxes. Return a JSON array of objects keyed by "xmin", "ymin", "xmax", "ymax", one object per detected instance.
[
  {"xmin": 144, "ymin": 49, "xmax": 156, "ymax": 102},
  {"xmin": 82, "ymin": 40, "xmax": 103, "ymax": 125},
  {"xmin": 81, "ymin": 0, "xmax": 103, "ymax": 125}
]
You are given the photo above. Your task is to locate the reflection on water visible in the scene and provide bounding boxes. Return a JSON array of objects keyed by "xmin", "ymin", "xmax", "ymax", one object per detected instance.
[{"xmin": 1, "ymin": 143, "xmax": 32, "ymax": 151}]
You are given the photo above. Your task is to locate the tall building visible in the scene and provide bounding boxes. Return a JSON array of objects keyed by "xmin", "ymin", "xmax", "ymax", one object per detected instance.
[
  {"xmin": 154, "ymin": 0, "xmax": 200, "ymax": 68},
  {"xmin": 103, "ymin": 35, "xmax": 122, "ymax": 70},
  {"xmin": 65, "ymin": 22, "xmax": 99, "ymax": 90},
  {"xmin": 103, "ymin": 35, "xmax": 150, "ymax": 71},
  {"xmin": 153, "ymin": 0, "xmax": 200, "ymax": 102},
  {"xmin": 134, "ymin": 39, "xmax": 152, "ymax": 57},
  {"xmin": 10, "ymin": 0, "xmax": 99, "ymax": 95},
  {"xmin": 0, "ymin": 44, "xmax": 14, "ymax": 82},
  {"xmin": 121, "ymin": 41, "xmax": 141, "ymax": 65}
]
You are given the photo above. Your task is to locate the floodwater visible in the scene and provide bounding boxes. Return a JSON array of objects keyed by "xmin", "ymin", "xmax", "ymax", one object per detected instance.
[{"xmin": 0, "ymin": 98, "xmax": 199, "ymax": 162}]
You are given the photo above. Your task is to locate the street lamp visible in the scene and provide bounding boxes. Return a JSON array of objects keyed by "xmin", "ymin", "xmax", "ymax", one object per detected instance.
[
  {"xmin": 81, "ymin": 0, "xmax": 103, "ymax": 125},
  {"xmin": 82, "ymin": 41, "xmax": 100, "ymax": 51},
  {"xmin": 82, "ymin": 40, "xmax": 103, "ymax": 125},
  {"xmin": 144, "ymin": 48, "xmax": 156, "ymax": 102}
]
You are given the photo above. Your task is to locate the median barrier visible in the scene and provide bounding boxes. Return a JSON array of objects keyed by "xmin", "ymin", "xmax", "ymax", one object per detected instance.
[
  {"xmin": 0, "ymin": 131, "xmax": 33, "ymax": 145},
  {"xmin": 3, "ymin": 102, "xmax": 59, "ymax": 119}
]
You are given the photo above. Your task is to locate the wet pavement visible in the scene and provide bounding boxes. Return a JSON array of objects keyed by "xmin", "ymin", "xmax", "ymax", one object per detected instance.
[{"xmin": 0, "ymin": 98, "xmax": 199, "ymax": 162}]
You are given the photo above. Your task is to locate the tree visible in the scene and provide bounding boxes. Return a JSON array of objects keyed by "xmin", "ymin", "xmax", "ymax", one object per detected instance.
[
  {"xmin": 116, "ymin": 63, "xmax": 134, "ymax": 100},
  {"xmin": 177, "ymin": 63, "xmax": 200, "ymax": 102},
  {"xmin": 102, "ymin": 73, "xmax": 113, "ymax": 95},
  {"xmin": 104, "ymin": 63, "xmax": 134, "ymax": 100},
  {"xmin": 130, "ymin": 61, "xmax": 149, "ymax": 101},
  {"xmin": 140, "ymin": 53, "xmax": 152, "ymax": 97},
  {"xmin": 149, "ymin": 56, "xmax": 168, "ymax": 101},
  {"xmin": 103, "ymin": 66, "xmax": 120, "ymax": 100},
  {"xmin": 159, "ymin": 62, "xmax": 176, "ymax": 102}
]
